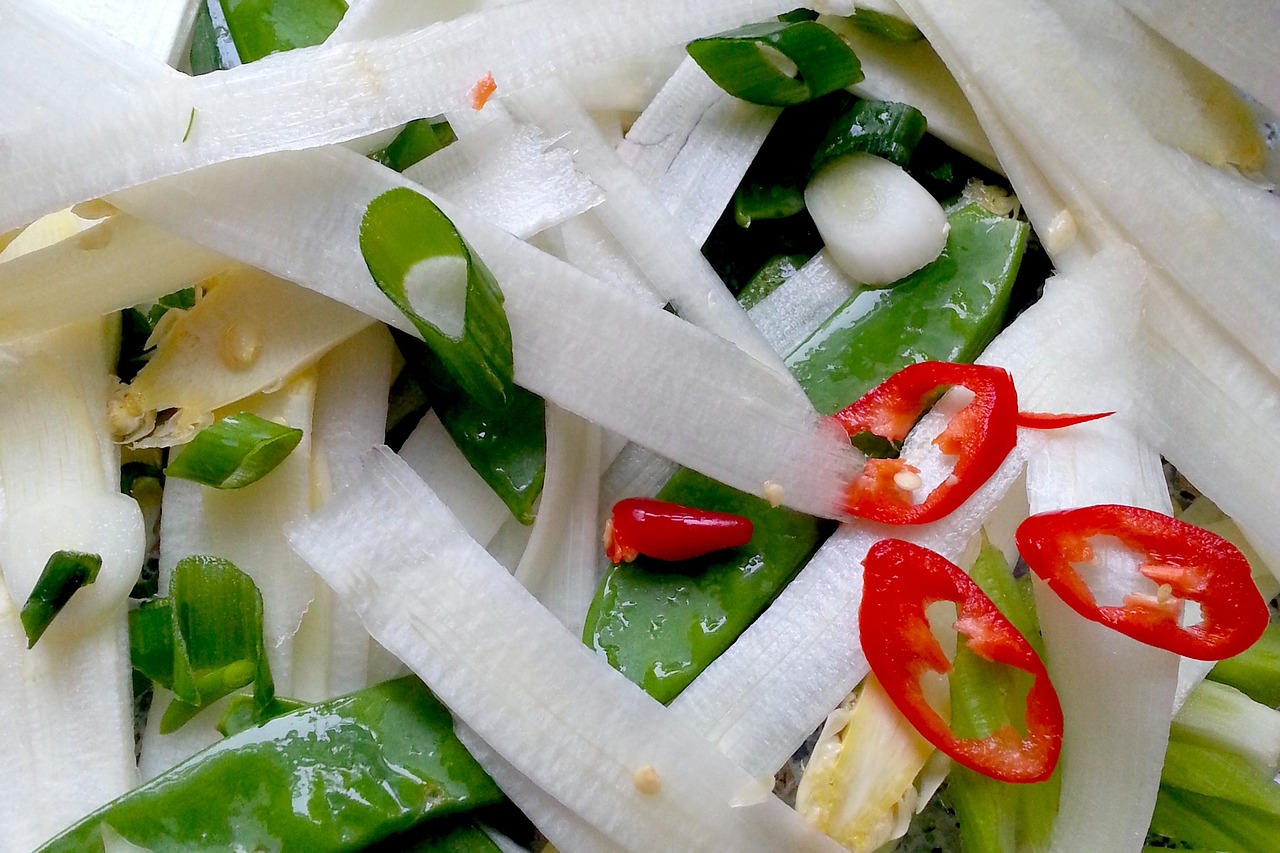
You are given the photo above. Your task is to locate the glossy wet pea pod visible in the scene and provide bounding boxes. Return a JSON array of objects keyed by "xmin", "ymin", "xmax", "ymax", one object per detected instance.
[
  {"xmin": 36, "ymin": 677, "xmax": 503, "ymax": 852},
  {"xmin": 584, "ymin": 201, "xmax": 1027, "ymax": 703}
]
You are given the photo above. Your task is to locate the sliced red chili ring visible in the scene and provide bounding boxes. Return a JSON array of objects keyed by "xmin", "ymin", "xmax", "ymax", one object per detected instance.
[
  {"xmin": 834, "ymin": 361, "xmax": 1019, "ymax": 524},
  {"xmin": 860, "ymin": 538, "xmax": 1063, "ymax": 783},
  {"xmin": 604, "ymin": 498, "xmax": 754, "ymax": 564},
  {"xmin": 1015, "ymin": 504, "xmax": 1269, "ymax": 660}
]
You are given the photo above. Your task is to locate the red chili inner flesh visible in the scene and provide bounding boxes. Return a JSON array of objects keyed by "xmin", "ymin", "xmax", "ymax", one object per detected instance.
[
  {"xmin": 605, "ymin": 498, "xmax": 754, "ymax": 564},
  {"xmin": 1015, "ymin": 504, "xmax": 1268, "ymax": 660},
  {"xmin": 860, "ymin": 538, "xmax": 1063, "ymax": 783}
]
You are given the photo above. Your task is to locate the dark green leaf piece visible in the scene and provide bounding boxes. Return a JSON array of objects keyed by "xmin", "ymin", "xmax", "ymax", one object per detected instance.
[
  {"xmin": 687, "ymin": 21, "xmax": 864, "ymax": 107},
  {"xmin": 371, "ymin": 119, "xmax": 457, "ymax": 173},
  {"xmin": 585, "ymin": 467, "xmax": 825, "ymax": 703},
  {"xmin": 36, "ymin": 678, "xmax": 504, "ymax": 853},
  {"xmin": 788, "ymin": 203, "xmax": 1028, "ymax": 414},
  {"xmin": 396, "ymin": 330, "xmax": 545, "ymax": 525},
  {"xmin": 164, "ymin": 412, "xmax": 303, "ymax": 489},
  {"xmin": 362, "ymin": 188, "xmax": 515, "ymax": 409},
  {"xmin": 810, "ymin": 98, "xmax": 929, "ymax": 172},
  {"xmin": 20, "ymin": 551, "xmax": 101, "ymax": 648}
]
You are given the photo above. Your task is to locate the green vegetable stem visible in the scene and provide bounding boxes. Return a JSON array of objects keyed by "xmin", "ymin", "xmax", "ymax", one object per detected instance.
[
  {"xmin": 36, "ymin": 678, "xmax": 504, "ymax": 852},
  {"xmin": 585, "ymin": 202, "xmax": 1028, "ymax": 703}
]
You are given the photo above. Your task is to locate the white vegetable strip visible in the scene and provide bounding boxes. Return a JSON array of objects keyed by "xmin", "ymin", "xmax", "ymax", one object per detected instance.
[
  {"xmin": 511, "ymin": 81, "xmax": 792, "ymax": 377},
  {"xmin": 618, "ymin": 58, "xmax": 779, "ymax": 245},
  {"xmin": 561, "ymin": 50, "xmax": 686, "ymax": 113},
  {"xmin": 399, "ymin": 413, "xmax": 512, "ymax": 547},
  {"xmin": 293, "ymin": 325, "xmax": 397, "ymax": 699},
  {"xmin": 514, "ymin": 403, "xmax": 604, "ymax": 633},
  {"xmin": 1114, "ymin": 0, "xmax": 1280, "ymax": 116},
  {"xmin": 750, "ymin": 251, "xmax": 858, "ymax": 357},
  {"xmin": 555, "ymin": 212, "xmax": 658, "ymax": 303},
  {"xmin": 403, "ymin": 118, "xmax": 604, "ymax": 240},
  {"xmin": 1024, "ymin": 422, "xmax": 1178, "ymax": 853},
  {"xmin": 0, "ymin": 321, "xmax": 139, "ymax": 849},
  {"xmin": 1, "ymin": 0, "xmax": 799, "ymax": 232},
  {"xmin": 289, "ymin": 447, "xmax": 848, "ymax": 853},
  {"xmin": 898, "ymin": 0, "xmax": 1280, "ymax": 378},
  {"xmin": 114, "ymin": 147, "xmax": 862, "ymax": 517},
  {"xmin": 820, "ymin": 16, "xmax": 1000, "ymax": 173},
  {"xmin": 1042, "ymin": 0, "xmax": 1264, "ymax": 170},
  {"xmin": 53, "ymin": 0, "xmax": 199, "ymax": 65},
  {"xmin": 0, "ymin": 214, "xmax": 228, "ymax": 342}
]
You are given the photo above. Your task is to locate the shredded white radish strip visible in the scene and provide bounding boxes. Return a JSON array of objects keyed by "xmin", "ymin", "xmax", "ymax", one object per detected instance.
[
  {"xmin": 1, "ymin": 0, "xmax": 799, "ymax": 233},
  {"xmin": 511, "ymin": 81, "xmax": 791, "ymax": 377},
  {"xmin": 1023, "ymin": 422, "xmax": 1178, "ymax": 853},
  {"xmin": 289, "ymin": 447, "xmax": 848, "ymax": 853},
  {"xmin": 514, "ymin": 404, "xmax": 604, "ymax": 633},
  {"xmin": 0, "ymin": 214, "xmax": 228, "ymax": 342},
  {"xmin": 562, "ymin": 50, "xmax": 686, "ymax": 113},
  {"xmin": 751, "ymin": 251, "xmax": 859, "ymax": 358},
  {"xmin": 618, "ymin": 58, "xmax": 779, "ymax": 246},
  {"xmin": 898, "ymin": 0, "xmax": 1280, "ymax": 378},
  {"xmin": 555, "ymin": 212, "xmax": 658, "ymax": 303},
  {"xmin": 114, "ymin": 146, "xmax": 862, "ymax": 517},
  {"xmin": 820, "ymin": 16, "xmax": 1000, "ymax": 173},
  {"xmin": 403, "ymin": 118, "xmax": 604, "ymax": 240},
  {"xmin": 1114, "ymin": 0, "xmax": 1280, "ymax": 116},
  {"xmin": 332, "ymin": 0, "xmax": 508, "ymax": 40},
  {"xmin": 54, "ymin": 0, "xmax": 199, "ymax": 65},
  {"xmin": 399, "ymin": 412, "xmax": 512, "ymax": 547}
]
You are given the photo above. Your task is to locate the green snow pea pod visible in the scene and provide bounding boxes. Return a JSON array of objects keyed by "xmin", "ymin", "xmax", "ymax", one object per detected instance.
[
  {"xmin": 788, "ymin": 202, "xmax": 1028, "ymax": 415},
  {"xmin": 36, "ymin": 677, "xmax": 503, "ymax": 853},
  {"xmin": 585, "ymin": 201, "xmax": 1027, "ymax": 704}
]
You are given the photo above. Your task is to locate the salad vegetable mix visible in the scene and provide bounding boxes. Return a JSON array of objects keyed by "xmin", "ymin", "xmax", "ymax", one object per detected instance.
[{"xmin": 1, "ymin": 0, "xmax": 1278, "ymax": 852}]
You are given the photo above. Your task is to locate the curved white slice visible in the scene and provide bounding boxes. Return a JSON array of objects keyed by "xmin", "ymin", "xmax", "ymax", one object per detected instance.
[{"xmin": 804, "ymin": 153, "xmax": 949, "ymax": 287}]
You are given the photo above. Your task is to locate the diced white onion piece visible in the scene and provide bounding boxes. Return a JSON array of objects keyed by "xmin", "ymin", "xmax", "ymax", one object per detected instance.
[
  {"xmin": 1, "ymin": 0, "xmax": 800, "ymax": 233},
  {"xmin": 289, "ymin": 446, "xmax": 848, "ymax": 853},
  {"xmin": 114, "ymin": 146, "xmax": 862, "ymax": 518},
  {"xmin": 403, "ymin": 119, "xmax": 605, "ymax": 241},
  {"xmin": 0, "ymin": 214, "xmax": 229, "ymax": 343},
  {"xmin": 805, "ymin": 153, "xmax": 950, "ymax": 287}
]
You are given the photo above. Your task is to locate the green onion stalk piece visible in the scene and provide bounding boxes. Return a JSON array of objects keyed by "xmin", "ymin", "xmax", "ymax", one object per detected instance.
[
  {"xmin": 947, "ymin": 536, "xmax": 1060, "ymax": 853},
  {"xmin": 164, "ymin": 412, "xmax": 304, "ymax": 490},
  {"xmin": 1209, "ymin": 622, "xmax": 1280, "ymax": 707},
  {"xmin": 584, "ymin": 202, "xmax": 1027, "ymax": 703},
  {"xmin": 848, "ymin": 7, "xmax": 925, "ymax": 43},
  {"xmin": 371, "ymin": 119, "xmax": 457, "ymax": 173},
  {"xmin": 810, "ymin": 98, "xmax": 929, "ymax": 172},
  {"xmin": 687, "ymin": 20, "xmax": 864, "ymax": 107},
  {"xmin": 129, "ymin": 556, "xmax": 274, "ymax": 733},
  {"xmin": 34, "ymin": 678, "xmax": 504, "ymax": 853},
  {"xmin": 395, "ymin": 330, "xmax": 546, "ymax": 526},
  {"xmin": 188, "ymin": 0, "xmax": 348, "ymax": 73},
  {"xmin": 361, "ymin": 188, "xmax": 515, "ymax": 409},
  {"xmin": 20, "ymin": 550, "xmax": 102, "ymax": 648}
]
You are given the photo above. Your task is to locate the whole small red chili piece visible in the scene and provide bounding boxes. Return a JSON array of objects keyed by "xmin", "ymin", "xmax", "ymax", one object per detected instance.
[
  {"xmin": 604, "ymin": 498, "xmax": 754, "ymax": 564},
  {"xmin": 1016, "ymin": 504, "xmax": 1269, "ymax": 660},
  {"xmin": 834, "ymin": 361, "xmax": 1019, "ymax": 524},
  {"xmin": 860, "ymin": 538, "xmax": 1063, "ymax": 783}
]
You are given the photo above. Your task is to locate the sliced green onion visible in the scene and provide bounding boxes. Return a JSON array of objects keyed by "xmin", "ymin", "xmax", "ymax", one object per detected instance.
[
  {"xmin": 849, "ymin": 8, "xmax": 924, "ymax": 43},
  {"xmin": 811, "ymin": 98, "xmax": 929, "ymax": 172},
  {"xmin": 687, "ymin": 21, "xmax": 864, "ymax": 107},
  {"xmin": 360, "ymin": 188, "xmax": 515, "ymax": 408},
  {"xmin": 371, "ymin": 119, "xmax": 456, "ymax": 173},
  {"xmin": 1208, "ymin": 622, "xmax": 1280, "ymax": 708},
  {"xmin": 733, "ymin": 182, "xmax": 807, "ymax": 227},
  {"xmin": 164, "ymin": 412, "xmax": 304, "ymax": 489},
  {"xmin": 129, "ymin": 555, "xmax": 274, "ymax": 733},
  {"xmin": 20, "ymin": 550, "xmax": 102, "ymax": 648}
]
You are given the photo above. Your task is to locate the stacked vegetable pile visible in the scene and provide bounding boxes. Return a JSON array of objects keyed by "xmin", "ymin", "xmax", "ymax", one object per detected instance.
[{"xmin": 0, "ymin": 0, "xmax": 1277, "ymax": 852}]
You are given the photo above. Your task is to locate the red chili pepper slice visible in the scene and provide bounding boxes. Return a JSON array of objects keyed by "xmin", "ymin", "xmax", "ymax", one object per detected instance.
[
  {"xmin": 834, "ymin": 361, "xmax": 1019, "ymax": 524},
  {"xmin": 1015, "ymin": 504, "xmax": 1269, "ymax": 660},
  {"xmin": 604, "ymin": 498, "xmax": 754, "ymax": 564},
  {"xmin": 860, "ymin": 538, "xmax": 1063, "ymax": 783},
  {"xmin": 1016, "ymin": 410, "xmax": 1114, "ymax": 430}
]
